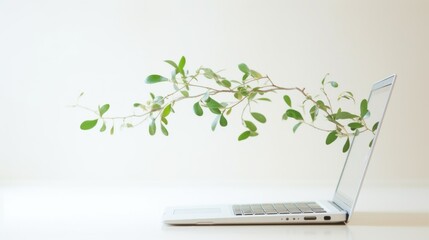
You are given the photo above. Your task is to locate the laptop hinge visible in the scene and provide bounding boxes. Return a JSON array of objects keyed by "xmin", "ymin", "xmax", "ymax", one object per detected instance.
[{"xmin": 330, "ymin": 201, "xmax": 350, "ymax": 221}]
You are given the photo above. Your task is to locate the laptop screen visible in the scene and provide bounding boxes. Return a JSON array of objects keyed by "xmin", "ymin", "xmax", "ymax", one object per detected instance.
[{"xmin": 334, "ymin": 76, "xmax": 396, "ymax": 215}]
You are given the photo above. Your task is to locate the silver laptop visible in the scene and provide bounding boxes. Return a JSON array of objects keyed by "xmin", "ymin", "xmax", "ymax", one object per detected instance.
[{"xmin": 163, "ymin": 75, "xmax": 396, "ymax": 225}]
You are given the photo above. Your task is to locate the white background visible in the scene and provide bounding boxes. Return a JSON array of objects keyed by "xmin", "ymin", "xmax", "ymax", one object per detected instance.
[{"xmin": 0, "ymin": 0, "xmax": 428, "ymax": 188}]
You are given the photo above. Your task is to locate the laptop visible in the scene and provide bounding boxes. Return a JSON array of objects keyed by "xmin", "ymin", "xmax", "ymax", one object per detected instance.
[{"xmin": 163, "ymin": 75, "xmax": 396, "ymax": 225}]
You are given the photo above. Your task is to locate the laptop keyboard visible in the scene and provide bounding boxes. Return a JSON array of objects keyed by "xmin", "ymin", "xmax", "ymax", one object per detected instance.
[{"xmin": 232, "ymin": 202, "xmax": 326, "ymax": 216}]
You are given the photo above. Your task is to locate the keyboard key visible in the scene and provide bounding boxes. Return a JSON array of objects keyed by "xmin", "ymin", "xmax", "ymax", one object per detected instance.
[
  {"xmin": 299, "ymin": 208, "xmax": 314, "ymax": 213},
  {"xmin": 240, "ymin": 205, "xmax": 254, "ymax": 215},
  {"xmin": 251, "ymin": 204, "xmax": 265, "ymax": 215},
  {"xmin": 261, "ymin": 204, "xmax": 278, "ymax": 214},
  {"xmin": 233, "ymin": 210, "xmax": 242, "ymax": 215},
  {"xmin": 288, "ymin": 208, "xmax": 302, "ymax": 213},
  {"xmin": 232, "ymin": 205, "xmax": 242, "ymax": 215},
  {"xmin": 284, "ymin": 203, "xmax": 297, "ymax": 208},
  {"xmin": 273, "ymin": 204, "xmax": 289, "ymax": 214}
]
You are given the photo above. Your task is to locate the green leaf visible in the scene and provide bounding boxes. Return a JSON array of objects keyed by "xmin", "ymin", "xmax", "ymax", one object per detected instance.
[
  {"xmin": 250, "ymin": 70, "xmax": 262, "ymax": 78},
  {"xmin": 98, "ymin": 104, "xmax": 110, "ymax": 117},
  {"xmin": 237, "ymin": 86, "xmax": 249, "ymax": 97},
  {"xmin": 162, "ymin": 104, "xmax": 172, "ymax": 118},
  {"xmin": 193, "ymin": 102, "xmax": 203, "ymax": 116},
  {"xmin": 365, "ymin": 110, "xmax": 371, "ymax": 118},
  {"xmin": 248, "ymin": 92, "xmax": 257, "ymax": 101},
  {"xmin": 161, "ymin": 117, "xmax": 168, "ymax": 125},
  {"xmin": 372, "ymin": 122, "xmax": 379, "ymax": 132},
  {"xmin": 178, "ymin": 56, "xmax": 186, "ymax": 69},
  {"xmin": 164, "ymin": 60, "xmax": 178, "ymax": 72},
  {"xmin": 151, "ymin": 103, "xmax": 161, "ymax": 111},
  {"xmin": 360, "ymin": 99, "xmax": 368, "ymax": 118},
  {"xmin": 100, "ymin": 122, "xmax": 106, "ymax": 132},
  {"xmin": 221, "ymin": 80, "xmax": 231, "ymax": 88},
  {"xmin": 220, "ymin": 114, "xmax": 228, "ymax": 127},
  {"xmin": 202, "ymin": 68, "xmax": 215, "ymax": 79},
  {"xmin": 338, "ymin": 91, "xmax": 355, "ymax": 103},
  {"xmin": 226, "ymin": 108, "xmax": 232, "ymax": 115},
  {"xmin": 238, "ymin": 131, "xmax": 251, "ymax": 141},
  {"xmin": 343, "ymin": 138, "xmax": 350, "ymax": 153},
  {"xmin": 209, "ymin": 107, "xmax": 221, "ymax": 115},
  {"xmin": 149, "ymin": 121, "xmax": 156, "ymax": 136},
  {"xmin": 242, "ymin": 73, "xmax": 249, "ymax": 81},
  {"xmin": 238, "ymin": 63, "xmax": 250, "ymax": 74},
  {"xmin": 325, "ymin": 131, "xmax": 338, "ymax": 145},
  {"xmin": 249, "ymin": 131, "xmax": 259, "ymax": 137},
  {"xmin": 348, "ymin": 122, "xmax": 364, "ymax": 130},
  {"xmin": 326, "ymin": 114, "xmax": 335, "ymax": 123},
  {"xmin": 282, "ymin": 112, "xmax": 288, "ymax": 120},
  {"xmin": 80, "ymin": 119, "xmax": 98, "ymax": 130},
  {"xmin": 126, "ymin": 123, "xmax": 133, "ymax": 128},
  {"xmin": 211, "ymin": 115, "xmax": 220, "ymax": 131},
  {"xmin": 309, "ymin": 105, "xmax": 318, "ymax": 122},
  {"xmin": 293, "ymin": 122, "xmax": 302, "ymax": 133},
  {"xmin": 257, "ymin": 98, "xmax": 271, "ymax": 102},
  {"xmin": 335, "ymin": 111, "xmax": 359, "ymax": 120},
  {"xmin": 244, "ymin": 120, "xmax": 257, "ymax": 131},
  {"xmin": 161, "ymin": 124, "xmax": 169, "ymax": 136},
  {"xmin": 329, "ymin": 81, "xmax": 338, "ymax": 88},
  {"xmin": 316, "ymin": 100, "xmax": 330, "ymax": 111},
  {"xmin": 153, "ymin": 96, "xmax": 164, "ymax": 104},
  {"xmin": 321, "ymin": 73, "xmax": 329, "ymax": 85},
  {"xmin": 251, "ymin": 112, "xmax": 267, "ymax": 123},
  {"xmin": 177, "ymin": 56, "xmax": 186, "ymax": 75},
  {"xmin": 110, "ymin": 126, "xmax": 114, "ymax": 135},
  {"xmin": 133, "ymin": 103, "xmax": 142, "ymax": 108},
  {"xmin": 283, "ymin": 95, "xmax": 292, "ymax": 107},
  {"xmin": 234, "ymin": 92, "xmax": 243, "ymax": 100},
  {"xmin": 285, "ymin": 109, "xmax": 303, "ymax": 120},
  {"xmin": 206, "ymin": 97, "xmax": 223, "ymax": 109},
  {"xmin": 145, "ymin": 74, "xmax": 169, "ymax": 84},
  {"xmin": 180, "ymin": 90, "xmax": 189, "ymax": 97},
  {"xmin": 369, "ymin": 138, "xmax": 374, "ymax": 148}
]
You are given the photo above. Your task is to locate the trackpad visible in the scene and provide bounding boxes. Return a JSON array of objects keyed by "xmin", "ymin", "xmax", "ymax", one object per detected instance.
[{"xmin": 173, "ymin": 208, "xmax": 222, "ymax": 215}]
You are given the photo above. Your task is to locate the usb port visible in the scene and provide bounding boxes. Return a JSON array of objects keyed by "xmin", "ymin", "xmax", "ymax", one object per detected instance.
[{"xmin": 304, "ymin": 216, "xmax": 317, "ymax": 220}]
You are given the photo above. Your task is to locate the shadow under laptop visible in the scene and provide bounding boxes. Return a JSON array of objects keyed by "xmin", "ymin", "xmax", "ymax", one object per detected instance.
[{"xmin": 349, "ymin": 212, "xmax": 429, "ymax": 227}]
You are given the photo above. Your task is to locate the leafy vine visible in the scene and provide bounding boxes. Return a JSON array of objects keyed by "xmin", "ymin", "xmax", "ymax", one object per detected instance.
[{"xmin": 73, "ymin": 56, "xmax": 378, "ymax": 153}]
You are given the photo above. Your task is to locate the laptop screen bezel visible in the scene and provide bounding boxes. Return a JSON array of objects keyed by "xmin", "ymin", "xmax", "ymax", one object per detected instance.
[{"xmin": 332, "ymin": 75, "xmax": 396, "ymax": 221}]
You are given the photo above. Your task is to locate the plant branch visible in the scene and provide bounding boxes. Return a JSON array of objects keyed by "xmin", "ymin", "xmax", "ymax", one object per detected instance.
[{"xmin": 75, "ymin": 57, "xmax": 372, "ymax": 153}]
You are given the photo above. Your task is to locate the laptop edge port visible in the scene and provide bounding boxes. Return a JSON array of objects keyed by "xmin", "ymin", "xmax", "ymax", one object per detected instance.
[
  {"xmin": 304, "ymin": 216, "xmax": 317, "ymax": 220},
  {"xmin": 324, "ymin": 216, "xmax": 331, "ymax": 220}
]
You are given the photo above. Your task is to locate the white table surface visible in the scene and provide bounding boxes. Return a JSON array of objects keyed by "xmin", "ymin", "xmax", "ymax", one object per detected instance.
[{"xmin": 0, "ymin": 184, "xmax": 428, "ymax": 240}]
